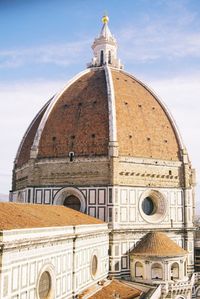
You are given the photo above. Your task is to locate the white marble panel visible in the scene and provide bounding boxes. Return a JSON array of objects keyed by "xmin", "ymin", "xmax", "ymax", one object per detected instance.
[
  {"xmin": 12, "ymin": 266, "xmax": 19, "ymax": 291},
  {"xmin": 129, "ymin": 207, "xmax": 136, "ymax": 222},
  {"xmin": 121, "ymin": 189, "xmax": 127, "ymax": 205},
  {"xmin": 129, "ymin": 190, "xmax": 136, "ymax": 205},
  {"xmin": 21, "ymin": 264, "xmax": 28, "ymax": 288},
  {"xmin": 120, "ymin": 207, "xmax": 127, "ymax": 222}
]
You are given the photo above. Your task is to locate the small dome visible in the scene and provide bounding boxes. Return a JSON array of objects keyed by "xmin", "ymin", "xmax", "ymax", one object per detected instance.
[{"xmin": 130, "ymin": 232, "xmax": 187, "ymax": 257}]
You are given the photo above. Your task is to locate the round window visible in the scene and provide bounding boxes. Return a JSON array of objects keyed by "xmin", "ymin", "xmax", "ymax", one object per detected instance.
[
  {"xmin": 142, "ymin": 197, "xmax": 155, "ymax": 215},
  {"xmin": 91, "ymin": 255, "xmax": 98, "ymax": 277},
  {"xmin": 38, "ymin": 271, "xmax": 51, "ymax": 299},
  {"xmin": 139, "ymin": 190, "xmax": 167, "ymax": 223}
]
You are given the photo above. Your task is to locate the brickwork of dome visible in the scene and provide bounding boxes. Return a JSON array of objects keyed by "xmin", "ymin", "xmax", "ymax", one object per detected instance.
[
  {"xmin": 112, "ymin": 69, "xmax": 181, "ymax": 161},
  {"xmin": 15, "ymin": 67, "xmax": 182, "ymax": 168},
  {"xmin": 37, "ymin": 69, "xmax": 109, "ymax": 159},
  {"xmin": 16, "ymin": 102, "xmax": 50, "ymax": 167}
]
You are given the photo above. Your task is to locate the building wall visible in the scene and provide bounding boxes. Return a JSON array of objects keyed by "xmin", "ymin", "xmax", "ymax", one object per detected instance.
[
  {"xmin": 0, "ymin": 225, "xmax": 108, "ymax": 299},
  {"xmin": 14, "ymin": 158, "xmax": 110, "ymax": 191},
  {"xmin": 12, "ymin": 185, "xmax": 192, "ymax": 228},
  {"xmin": 11, "ymin": 182, "xmax": 194, "ymax": 277}
]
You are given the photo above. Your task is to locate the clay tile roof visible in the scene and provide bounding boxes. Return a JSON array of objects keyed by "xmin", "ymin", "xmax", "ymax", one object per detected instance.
[
  {"xmin": 130, "ymin": 232, "xmax": 187, "ymax": 257},
  {"xmin": 87, "ymin": 280, "xmax": 141, "ymax": 299},
  {"xmin": 0, "ymin": 203, "xmax": 104, "ymax": 230}
]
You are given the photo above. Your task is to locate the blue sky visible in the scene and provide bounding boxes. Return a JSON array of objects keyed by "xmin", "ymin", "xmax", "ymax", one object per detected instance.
[
  {"xmin": 0, "ymin": 0, "xmax": 200, "ymax": 211},
  {"xmin": 1, "ymin": 0, "xmax": 200, "ymax": 81}
]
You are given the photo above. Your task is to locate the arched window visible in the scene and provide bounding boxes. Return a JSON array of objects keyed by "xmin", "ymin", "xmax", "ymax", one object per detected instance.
[
  {"xmin": 151, "ymin": 263, "xmax": 163, "ymax": 280},
  {"xmin": 108, "ymin": 50, "xmax": 112, "ymax": 64},
  {"xmin": 171, "ymin": 262, "xmax": 179, "ymax": 279},
  {"xmin": 63, "ymin": 195, "xmax": 81, "ymax": 211},
  {"xmin": 100, "ymin": 50, "xmax": 104, "ymax": 65},
  {"xmin": 135, "ymin": 261, "xmax": 144, "ymax": 278}
]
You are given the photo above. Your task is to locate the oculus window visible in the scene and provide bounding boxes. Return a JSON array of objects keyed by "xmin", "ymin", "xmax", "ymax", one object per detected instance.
[
  {"xmin": 38, "ymin": 271, "xmax": 51, "ymax": 299},
  {"xmin": 91, "ymin": 255, "xmax": 98, "ymax": 277},
  {"xmin": 142, "ymin": 197, "xmax": 155, "ymax": 215}
]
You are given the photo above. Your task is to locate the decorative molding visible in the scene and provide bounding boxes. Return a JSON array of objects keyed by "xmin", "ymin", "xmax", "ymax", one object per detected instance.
[{"xmin": 104, "ymin": 66, "xmax": 118, "ymax": 157}]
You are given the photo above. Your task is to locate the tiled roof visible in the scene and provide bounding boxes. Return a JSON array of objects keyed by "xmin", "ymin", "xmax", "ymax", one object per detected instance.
[
  {"xmin": 0, "ymin": 203, "xmax": 104, "ymax": 230},
  {"xmin": 130, "ymin": 232, "xmax": 187, "ymax": 257},
  {"xmin": 81, "ymin": 279, "xmax": 141, "ymax": 299}
]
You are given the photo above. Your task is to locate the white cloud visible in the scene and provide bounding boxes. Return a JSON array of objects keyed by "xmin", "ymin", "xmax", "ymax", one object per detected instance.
[
  {"xmin": 148, "ymin": 74, "xmax": 200, "ymax": 165},
  {"xmin": 118, "ymin": 5, "xmax": 200, "ymax": 62},
  {"xmin": 0, "ymin": 79, "xmax": 65, "ymax": 193},
  {"xmin": 148, "ymin": 75, "xmax": 200, "ymax": 213},
  {"xmin": 0, "ymin": 40, "xmax": 90, "ymax": 68}
]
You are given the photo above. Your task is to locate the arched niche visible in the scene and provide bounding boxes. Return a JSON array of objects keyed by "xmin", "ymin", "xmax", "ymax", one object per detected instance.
[
  {"xmin": 135, "ymin": 261, "xmax": 144, "ymax": 279},
  {"xmin": 151, "ymin": 263, "xmax": 163, "ymax": 280},
  {"xmin": 171, "ymin": 262, "xmax": 179, "ymax": 280},
  {"xmin": 53, "ymin": 187, "xmax": 86, "ymax": 212}
]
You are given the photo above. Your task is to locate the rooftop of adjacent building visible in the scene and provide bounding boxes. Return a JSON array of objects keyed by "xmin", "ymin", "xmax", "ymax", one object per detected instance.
[
  {"xmin": 79, "ymin": 279, "xmax": 142, "ymax": 299},
  {"xmin": 0, "ymin": 202, "xmax": 104, "ymax": 230}
]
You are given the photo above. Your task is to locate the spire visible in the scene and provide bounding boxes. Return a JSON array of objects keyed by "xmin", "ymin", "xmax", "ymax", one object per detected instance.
[
  {"xmin": 100, "ymin": 15, "xmax": 112, "ymax": 39},
  {"xmin": 88, "ymin": 15, "xmax": 123, "ymax": 69}
]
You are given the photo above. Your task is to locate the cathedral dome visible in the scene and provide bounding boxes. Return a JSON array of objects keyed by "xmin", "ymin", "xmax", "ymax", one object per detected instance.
[{"xmin": 15, "ymin": 66, "xmax": 182, "ymax": 168}]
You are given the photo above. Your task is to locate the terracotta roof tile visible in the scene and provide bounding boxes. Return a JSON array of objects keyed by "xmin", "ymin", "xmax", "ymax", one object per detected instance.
[
  {"xmin": 130, "ymin": 232, "xmax": 187, "ymax": 257},
  {"xmin": 85, "ymin": 280, "xmax": 141, "ymax": 299},
  {"xmin": 0, "ymin": 203, "xmax": 104, "ymax": 230}
]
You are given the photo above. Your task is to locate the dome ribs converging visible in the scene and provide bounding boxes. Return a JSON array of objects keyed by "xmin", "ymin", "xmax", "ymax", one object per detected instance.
[
  {"xmin": 111, "ymin": 69, "xmax": 181, "ymax": 161},
  {"xmin": 37, "ymin": 69, "xmax": 110, "ymax": 158}
]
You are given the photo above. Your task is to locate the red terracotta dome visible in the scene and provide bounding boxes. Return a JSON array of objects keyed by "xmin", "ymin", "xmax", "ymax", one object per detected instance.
[
  {"xmin": 14, "ymin": 15, "xmax": 185, "ymax": 170},
  {"xmin": 15, "ymin": 66, "xmax": 182, "ymax": 168}
]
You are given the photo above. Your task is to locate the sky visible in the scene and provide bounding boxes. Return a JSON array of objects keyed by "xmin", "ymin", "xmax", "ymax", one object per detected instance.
[{"xmin": 0, "ymin": 0, "xmax": 200, "ymax": 211}]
